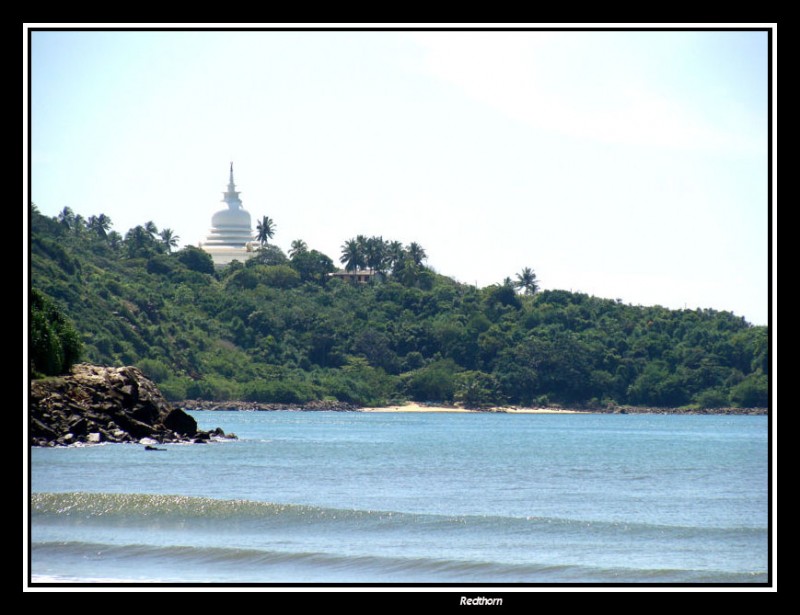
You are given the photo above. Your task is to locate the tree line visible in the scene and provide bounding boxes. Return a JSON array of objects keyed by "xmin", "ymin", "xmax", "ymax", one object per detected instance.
[{"xmin": 30, "ymin": 205, "xmax": 768, "ymax": 409}]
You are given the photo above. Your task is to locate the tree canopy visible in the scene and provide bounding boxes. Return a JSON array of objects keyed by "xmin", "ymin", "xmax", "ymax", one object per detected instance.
[
  {"xmin": 30, "ymin": 288, "xmax": 82, "ymax": 376},
  {"xmin": 30, "ymin": 207, "xmax": 768, "ymax": 409}
]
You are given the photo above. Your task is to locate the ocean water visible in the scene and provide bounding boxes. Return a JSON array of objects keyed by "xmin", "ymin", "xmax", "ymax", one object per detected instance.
[{"xmin": 29, "ymin": 411, "xmax": 769, "ymax": 584}]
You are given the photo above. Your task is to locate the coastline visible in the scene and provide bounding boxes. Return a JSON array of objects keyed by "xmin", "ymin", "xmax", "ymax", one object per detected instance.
[
  {"xmin": 359, "ymin": 403, "xmax": 583, "ymax": 414},
  {"xmin": 177, "ymin": 399, "xmax": 767, "ymax": 415}
]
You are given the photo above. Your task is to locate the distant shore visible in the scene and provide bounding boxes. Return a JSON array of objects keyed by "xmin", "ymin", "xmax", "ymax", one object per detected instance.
[
  {"xmin": 177, "ymin": 400, "xmax": 766, "ymax": 415},
  {"xmin": 360, "ymin": 403, "xmax": 582, "ymax": 414}
]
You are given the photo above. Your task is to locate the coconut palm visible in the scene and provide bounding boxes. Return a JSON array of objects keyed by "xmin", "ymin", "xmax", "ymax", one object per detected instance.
[
  {"xmin": 355, "ymin": 235, "xmax": 369, "ymax": 259},
  {"xmin": 144, "ymin": 220, "xmax": 159, "ymax": 237},
  {"xmin": 125, "ymin": 225, "xmax": 153, "ymax": 258},
  {"xmin": 340, "ymin": 238, "xmax": 364, "ymax": 277},
  {"xmin": 364, "ymin": 236, "xmax": 388, "ymax": 276},
  {"xmin": 256, "ymin": 216, "xmax": 276, "ymax": 246},
  {"xmin": 97, "ymin": 213, "xmax": 112, "ymax": 236},
  {"xmin": 159, "ymin": 228, "xmax": 180, "ymax": 253},
  {"xmin": 514, "ymin": 267, "xmax": 539, "ymax": 296},
  {"xmin": 73, "ymin": 214, "xmax": 86, "ymax": 236},
  {"xmin": 407, "ymin": 242, "xmax": 427, "ymax": 267},
  {"xmin": 57, "ymin": 207, "xmax": 75, "ymax": 230},
  {"xmin": 289, "ymin": 239, "xmax": 308, "ymax": 259},
  {"xmin": 87, "ymin": 214, "xmax": 112, "ymax": 239},
  {"xmin": 387, "ymin": 240, "xmax": 405, "ymax": 275},
  {"xmin": 107, "ymin": 231, "xmax": 123, "ymax": 251}
]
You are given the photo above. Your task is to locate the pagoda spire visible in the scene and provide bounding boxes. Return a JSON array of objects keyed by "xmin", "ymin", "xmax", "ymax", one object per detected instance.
[{"xmin": 222, "ymin": 162, "xmax": 242, "ymax": 209}]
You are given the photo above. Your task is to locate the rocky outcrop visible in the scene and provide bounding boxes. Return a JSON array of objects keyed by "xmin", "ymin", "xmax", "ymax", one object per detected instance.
[
  {"xmin": 30, "ymin": 364, "xmax": 236, "ymax": 446},
  {"xmin": 588, "ymin": 405, "xmax": 767, "ymax": 415}
]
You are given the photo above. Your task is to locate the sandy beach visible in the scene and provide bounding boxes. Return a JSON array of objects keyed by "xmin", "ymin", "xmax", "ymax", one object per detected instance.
[{"xmin": 360, "ymin": 402, "xmax": 584, "ymax": 414}]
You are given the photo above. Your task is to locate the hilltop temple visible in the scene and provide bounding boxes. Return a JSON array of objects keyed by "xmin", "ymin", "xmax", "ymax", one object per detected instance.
[{"xmin": 199, "ymin": 163, "xmax": 256, "ymax": 266}]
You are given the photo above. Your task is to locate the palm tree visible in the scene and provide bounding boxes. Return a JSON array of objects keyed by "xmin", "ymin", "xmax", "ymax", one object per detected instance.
[
  {"xmin": 340, "ymin": 238, "xmax": 364, "ymax": 279},
  {"xmin": 125, "ymin": 225, "xmax": 152, "ymax": 258},
  {"xmin": 159, "ymin": 228, "xmax": 180, "ymax": 253},
  {"xmin": 355, "ymin": 235, "xmax": 369, "ymax": 259},
  {"xmin": 144, "ymin": 220, "xmax": 159, "ymax": 237},
  {"xmin": 387, "ymin": 240, "xmax": 405, "ymax": 275},
  {"xmin": 289, "ymin": 239, "xmax": 308, "ymax": 259},
  {"xmin": 515, "ymin": 267, "xmax": 539, "ymax": 296},
  {"xmin": 73, "ymin": 214, "xmax": 86, "ymax": 236},
  {"xmin": 407, "ymin": 242, "xmax": 427, "ymax": 267},
  {"xmin": 364, "ymin": 236, "xmax": 388, "ymax": 277},
  {"xmin": 97, "ymin": 213, "xmax": 112, "ymax": 236},
  {"xmin": 57, "ymin": 207, "xmax": 75, "ymax": 230},
  {"xmin": 256, "ymin": 216, "xmax": 276, "ymax": 247},
  {"xmin": 107, "ymin": 231, "xmax": 123, "ymax": 252},
  {"xmin": 87, "ymin": 214, "xmax": 112, "ymax": 239}
]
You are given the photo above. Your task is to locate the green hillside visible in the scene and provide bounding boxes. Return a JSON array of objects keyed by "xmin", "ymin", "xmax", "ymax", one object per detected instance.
[{"xmin": 30, "ymin": 205, "xmax": 768, "ymax": 409}]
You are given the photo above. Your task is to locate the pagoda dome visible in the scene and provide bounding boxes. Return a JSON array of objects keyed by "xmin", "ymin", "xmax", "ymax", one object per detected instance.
[{"xmin": 211, "ymin": 206, "xmax": 251, "ymax": 229}]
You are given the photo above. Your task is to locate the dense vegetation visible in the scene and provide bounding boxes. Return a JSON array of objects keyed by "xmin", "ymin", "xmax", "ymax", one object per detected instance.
[
  {"xmin": 30, "ymin": 205, "xmax": 769, "ymax": 408},
  {"xmin": 30, "ymin": 288, "xmax": 83, "ymax": 377}
]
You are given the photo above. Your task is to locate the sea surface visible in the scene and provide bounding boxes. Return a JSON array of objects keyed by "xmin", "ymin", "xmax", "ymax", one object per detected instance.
[{"xmin": 29, "ymin": 411, "xmax": 769, "ymax": 584}]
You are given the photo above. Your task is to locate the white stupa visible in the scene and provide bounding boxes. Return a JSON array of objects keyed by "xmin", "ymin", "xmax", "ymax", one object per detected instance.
[{"xmin": 200, "ymin": 163, "xmax": 257, "ymax": 266}]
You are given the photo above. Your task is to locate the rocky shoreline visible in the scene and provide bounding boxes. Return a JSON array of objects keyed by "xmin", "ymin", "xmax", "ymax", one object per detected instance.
[
  {"xmin": 30, "ymin": 364, "xmax": 236, "ymax": 447},
  {"xmin": 177, "ymin": 399, "xmax": 360, "ymax": 412},
  {"xmin": 31, "ymin": 365, "xmax": 764, "ymax": 448},
  {"xmin": 583, "ymin": 405, "xmax": 766, "ymax": 415},
  {"xmin": 177, "ymin": 399, "xmax": 766, "ymax": 415}
]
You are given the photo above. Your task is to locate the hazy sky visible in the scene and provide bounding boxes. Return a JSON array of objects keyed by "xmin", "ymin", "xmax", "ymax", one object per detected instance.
[{"xmin": 27, "ymin": 27, "xmax": 771, "ymax": 325}]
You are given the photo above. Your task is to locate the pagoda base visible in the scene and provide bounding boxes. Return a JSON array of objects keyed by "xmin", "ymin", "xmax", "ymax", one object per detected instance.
[{"xmin": 200, "ymin": 244, "xmax": 256, "ymax": 267}]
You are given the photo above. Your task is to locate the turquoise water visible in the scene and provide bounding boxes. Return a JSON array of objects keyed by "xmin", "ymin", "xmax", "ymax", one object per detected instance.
[{"xmin": 30, "ymin": 411, "xmax": 769, "ymax": 584}]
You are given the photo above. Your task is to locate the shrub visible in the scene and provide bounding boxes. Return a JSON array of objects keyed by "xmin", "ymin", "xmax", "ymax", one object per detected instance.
[
  {"xmin": 175, "ymin": 246, "xmax": 215, "ymax": 274},
  {"xmin": 403, "ymin": 360, "xmax": 457, "ymax": 402},
  {"xmin": 693, "ymin": 387, "xmax": 730, "ymax": 409},
  {"xmin": 455, "ymin": 371, "xmax": 501, "ymax": 408},
  {"xmin": 242, "ymin": 379, "xmax": 314, "ymax": 404},
  {"xmin": 136, "ymin": 358, "xmax": 172, "ymax": 383},
  {"xmin": 729, "ymin": 373, "xmax": 768, "ymax": 407}
]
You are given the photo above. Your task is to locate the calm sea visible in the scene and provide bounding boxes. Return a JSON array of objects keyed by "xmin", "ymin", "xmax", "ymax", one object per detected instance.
[{"xmin": 29, "ymin": 411, "xmax": 769, "ymax": 584}]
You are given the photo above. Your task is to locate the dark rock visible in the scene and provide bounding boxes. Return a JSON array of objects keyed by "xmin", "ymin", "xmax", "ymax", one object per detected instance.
[
  {"xmin": 162, "ymin": 408, "xmax": 197, "ymax": 436},
  {"xmin": 112, "ymin": 413, "xmax": 156, "ymax": 439},
  {"xmin": 68, "ymin": 417, "xmax": 88, "ymax": 435},
  {"xmin": 32, "ymin": 418, "xmax": 58, "ymax": 439},
  {"xmin": 30, "ymin": 364, "xmax": 227, "ymax": 447},
  {"xmin": 131, "ymin": 405, "xmax": 159, "ymax": 425}
]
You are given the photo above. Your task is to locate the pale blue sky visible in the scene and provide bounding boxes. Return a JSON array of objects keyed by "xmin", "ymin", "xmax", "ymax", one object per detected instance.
[{"xmin": 27, "ymin": 28, "xmax": 771, "ymax": 324}]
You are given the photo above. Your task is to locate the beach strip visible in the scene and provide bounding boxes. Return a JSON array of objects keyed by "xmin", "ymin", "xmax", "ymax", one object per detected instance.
[{"xmin": 359, "ymin": 403, "xmax": 583, "ymax": 414}]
